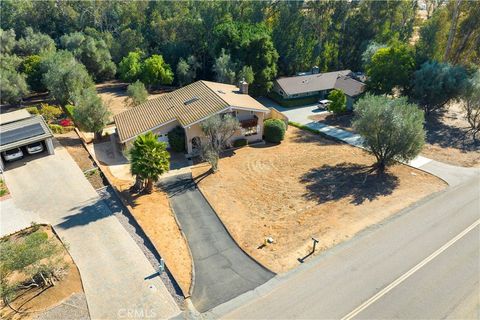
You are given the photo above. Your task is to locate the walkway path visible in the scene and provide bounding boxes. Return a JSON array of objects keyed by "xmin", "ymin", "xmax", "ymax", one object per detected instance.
[
  {"xmin": 2, "ymin": 142, "xmax": 180, "ymax": 319},
  {"xmin": 159, "ymin": 172, "xmax": 274, "ymax": 313}
]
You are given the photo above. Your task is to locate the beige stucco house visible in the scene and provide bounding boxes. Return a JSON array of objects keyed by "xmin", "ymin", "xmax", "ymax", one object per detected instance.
[{"xmin": 114, "ymin": 80, "xmax": 274, "ymax": 157}]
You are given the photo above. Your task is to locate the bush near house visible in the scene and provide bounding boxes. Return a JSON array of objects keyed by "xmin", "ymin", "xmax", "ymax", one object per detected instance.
[
  {"xmin": 264, "ymin": 118, "xmax": 286, "ymax": 143},
  {"xmin": 48, "ymin": 124, "xmax": 75, "ymax": 134},
  {"xmin": 26, "ymin": 106, "xmax": 39, "ymax": 115},
  {"xmin": 233, "ymin": 138, "xmax": 248, "ymax": 148},
  {"xmin": 167, "ymin": 126, "xmax": 186, "ymax": 152},
  {"xmin": 327, "ymin": 89, "xmax": 347, "ymax": 114}
]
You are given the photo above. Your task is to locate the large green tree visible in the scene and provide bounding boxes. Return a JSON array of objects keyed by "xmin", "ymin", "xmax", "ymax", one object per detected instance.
[
  {"xmin": 129, "ymin": 132, "xmax": 170, "ymax": 193},
  {"xmin": 353, "ymin": 94, "xmax": 425, "ymax": 171},
  {"xmin": 411, "ymin": 61, "xmax": 468, "ymax": 114},
  {"xmin": 118, "ymin": 51, "xmax": 143, "ymax": 83},
  {"xmin": 140, "ymin": 54, "xmax": 174, "ymax": 88},
  {"xmin": 366, "ymin": 44, "xmax": 416, "ymax": 94},
  {"xmin": 42, "ymin": 50, "xmax": 94, "ymax": 105},
  {"xmin": 20, "ymin": 55, "xmax": 46, "ymax": 92}
]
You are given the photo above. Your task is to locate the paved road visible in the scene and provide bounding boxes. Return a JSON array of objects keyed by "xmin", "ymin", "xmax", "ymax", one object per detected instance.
[
  {"xmin": 2, "ymin": 143, "xmax": 179, "ymax": 319},
  {"xmin": 160, "ymin": 173, "xmax": 274, "ymax": 313},
  {"xmin": 210, "ymin": 171, "xmax": 479, "ymax": 319}
]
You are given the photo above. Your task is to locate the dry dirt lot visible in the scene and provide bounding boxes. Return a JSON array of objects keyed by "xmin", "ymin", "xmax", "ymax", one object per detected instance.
[
  {"xmin": 192, "ymin": 127, "xmax": 446, "ymax": 273},
  {"xmin": 0, "ymin": 226, "xmax": 84, "ymax": 320},
  {"xmin": 421, "ymin": 102, "xmax": 480, "ymax": 167},
  {"xmin": 96, "ymin": 81, "xmax": 166, "ymax": 121},
  {"xmin": 99, "ymin": 168, "xmax": 192, "ymax": 297}
]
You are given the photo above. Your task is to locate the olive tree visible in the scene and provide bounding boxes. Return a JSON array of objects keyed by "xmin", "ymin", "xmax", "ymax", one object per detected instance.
[
  {"xmin": 200, "ymin": 114, "xmax": 240, "ymax": 172},
  {"xmin": 462, "ymin": 71, "xmax": 480, "ymax": 142},
  {"xmin": 353, "ymin": 94, "xmax": 425, "ymax": 171},
  {"xmin": 60, "ymin": 32, "xmax": 116, "ymax": 81},
  {"xmin": 0, "ymin": 54, "xmax": 28, "ymax": 104},
  {"xmin": 73, "ymin": 87, "xmax": 111, "ymax": 139},
  {"xmin": 411, "ymin": 61, "xmax": 468, "ymax": 114},
  {"xmin": 213, "ymin": 49, "xmax": 236, "ymax": 84},
  {"xmin": 42, "ymin": 50, "xmax": 94, "ymax": 106},
  {"xmin": 125, "ymin": 80, "xmax": 148, "ymax": 107}
]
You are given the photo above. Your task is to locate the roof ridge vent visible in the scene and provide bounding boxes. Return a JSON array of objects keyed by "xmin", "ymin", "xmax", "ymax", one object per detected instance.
[{"xmin": 184, "ymin": 96, "xmax": 199, "ymax": 105}]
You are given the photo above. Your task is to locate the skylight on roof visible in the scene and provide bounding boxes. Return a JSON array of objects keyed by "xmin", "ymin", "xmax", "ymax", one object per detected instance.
[{"xmin": 184, "ymin": 96, "xmax": 199, "ymax": 105}]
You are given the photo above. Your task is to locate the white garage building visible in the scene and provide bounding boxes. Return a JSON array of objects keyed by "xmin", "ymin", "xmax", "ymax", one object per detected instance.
[{"xmin": 0, "ymin": 110, "xmax": 54, "ymax": 171}]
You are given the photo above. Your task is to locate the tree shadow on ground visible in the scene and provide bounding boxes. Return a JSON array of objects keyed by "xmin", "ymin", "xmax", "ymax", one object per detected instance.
[
  {"xmin": 425, "ymin": 112, "xmax": 478, "ymax": 151},
  {"xmin": 57, "ymin": 199, "xmax": 113, "ymax": 229},
  {"xmin": 300, "ymin": 162, "xmax": 399, "ymax": 205},
  {"xmin": 289, "ymin": 127, "xmax": 340, "ymax": 146},
  {"xmin": 310, "ymin": 112, "xmax": 354, "ymax": 132}
]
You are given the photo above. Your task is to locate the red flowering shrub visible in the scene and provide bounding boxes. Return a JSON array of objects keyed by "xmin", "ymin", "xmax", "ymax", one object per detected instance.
[{"xmin": 59, "ymin": 118, "xmax": 73, "ymax": 127}]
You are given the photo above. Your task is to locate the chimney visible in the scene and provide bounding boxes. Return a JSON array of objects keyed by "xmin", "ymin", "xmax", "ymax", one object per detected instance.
[{"xmin": 239, "ymin": 78, "xmax": 248, "ymax": 94}]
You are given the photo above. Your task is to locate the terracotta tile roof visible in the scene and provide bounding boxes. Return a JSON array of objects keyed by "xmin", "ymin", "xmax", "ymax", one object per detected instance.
[{"xmin": 114, "ymin": 80, "xmax": 269, "ymax": 143}]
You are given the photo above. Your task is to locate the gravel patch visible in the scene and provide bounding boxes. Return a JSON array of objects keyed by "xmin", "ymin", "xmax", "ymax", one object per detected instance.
[
  {"xmin": 35, "ymin": 293, "xmax": 90, "ymax": 320},
  {"xmin": 97, "ymin": 186, "xmax": 185, "ymax": 309}
]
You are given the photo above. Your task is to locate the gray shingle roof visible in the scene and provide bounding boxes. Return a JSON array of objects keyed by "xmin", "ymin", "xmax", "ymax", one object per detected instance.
[{"xmin": 275, "ymin": 70, "xmax": 365, "ymax": 97}]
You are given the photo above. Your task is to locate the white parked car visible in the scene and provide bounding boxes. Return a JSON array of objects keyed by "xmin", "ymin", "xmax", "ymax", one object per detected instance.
[
  {"xmin": 26, "ymin": 142, "xmax": 44, "ymax": 154},
  {"xmin": 318, "ymin": 99, "xmax": 332, "ymax": 110},
  {"xmin": 3, "ymin": 148, "xmax": 24, "ymax": 162}
]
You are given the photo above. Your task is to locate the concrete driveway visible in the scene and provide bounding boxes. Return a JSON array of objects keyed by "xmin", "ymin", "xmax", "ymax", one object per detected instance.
[
  {"xmin": 2, "ymin": 142, "xmax": 179, "ymax": 319},
  {"xmin": 160, "ymin": 173, "xmax": 274, "ymax": 313}
]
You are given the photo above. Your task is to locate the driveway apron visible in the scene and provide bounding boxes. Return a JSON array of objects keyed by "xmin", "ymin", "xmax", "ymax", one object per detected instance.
[{"xmin": 160, "ymin": 173, "xmax": 274, "ymax": 313}]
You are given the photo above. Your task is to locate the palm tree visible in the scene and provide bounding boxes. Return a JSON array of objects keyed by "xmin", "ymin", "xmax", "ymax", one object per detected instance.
[{"xmin": 129, "ymin": 132, "xmax": 170, "ymax": 193}]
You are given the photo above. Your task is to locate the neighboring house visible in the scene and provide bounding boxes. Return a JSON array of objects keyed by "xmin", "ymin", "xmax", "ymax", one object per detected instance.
[
  {"xmin": 272, "ymin": 69, "xmax": 366, "ymax": 109},
  {"xmin": 114, "ymin": 80, "xmax": 276, "ymax": 156}
]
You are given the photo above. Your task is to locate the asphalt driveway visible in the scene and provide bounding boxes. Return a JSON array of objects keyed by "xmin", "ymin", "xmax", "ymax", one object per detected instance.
[
  {"xmin": 160, "ymin": 173, "xmax": 274, "ymax": 312},
  {"xmin": 2, "ymin": 141, "xmax": 179, "ymax": 319}
]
